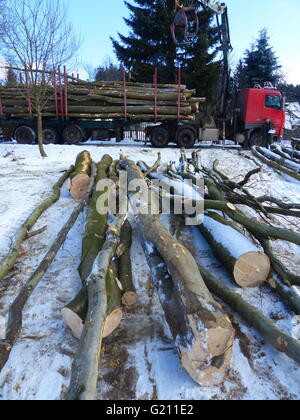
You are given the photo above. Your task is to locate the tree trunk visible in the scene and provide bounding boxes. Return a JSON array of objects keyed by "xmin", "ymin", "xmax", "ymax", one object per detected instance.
[
  {"xmin": 67, "ymin": 214, "xmax": 126, "ymax": 401},
  {"xmin": 119, "ymin": 159, "xmax": 235, "ymax": 386},
  {"xmin": 140, "ymin": 232, "xmax": 233, "ymax": 386},
  {"xmin": 198, "ymin": 212, "xmax": 270, "ymax": 288},
  {"xmin": 0, "ymin": 166, "xmax": 74, "ymax": 283},
  {"xmin": 252, "ymin": 147, "xmax": 300, "ymax": 181},
  {"xmin": 118, "ymin": 220, "xmax": 137, "ymax": 306},
  {"xmin": 69, "ymin": 151, "xmax": 93, "ymax": 201},
  {"xmin": 36, "ymin": 110, "xmax": 47, "ymax": 158}
]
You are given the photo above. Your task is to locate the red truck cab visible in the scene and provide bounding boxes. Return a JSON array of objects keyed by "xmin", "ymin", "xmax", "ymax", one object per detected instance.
[{"xmin": 233, "ymin": 84, "xmax": 286, "ymax": 147}]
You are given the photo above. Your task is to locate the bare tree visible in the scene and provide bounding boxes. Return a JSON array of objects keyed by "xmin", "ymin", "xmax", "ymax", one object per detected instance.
[{"xmin": 0, "ymin": 0, "xmax": 81, "ymax": 157}]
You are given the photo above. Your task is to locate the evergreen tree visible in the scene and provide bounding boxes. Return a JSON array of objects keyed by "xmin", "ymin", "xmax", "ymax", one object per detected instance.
[
  {"xmin": 5, "ymin": 67, "xmax": 17, "ymax": 86},
  {"xmin": 95, "ymin": 58, "xmax": 122, "ymax": 82},
  {"xmin": 111, "ymin": 0, "xmax": 220, "ymax": 100},
  {"xmin": 235, "ymin": 29, "xmax": 281, "ymax": 88}
]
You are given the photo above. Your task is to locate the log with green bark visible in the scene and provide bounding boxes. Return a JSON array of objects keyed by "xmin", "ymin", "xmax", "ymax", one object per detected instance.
[
  {"xmin": 198, "ymin": 212, "xmax": 270, "ymax": 288},
  {"xmin": 140, "ymin": 232, "xmax": 233, "ymax": 386},
  {"xmin": 199, "ymin": 265, "xmax": 300, "ymax": 365},
  {"xmin": 257, "ymin": 147, "xmax": 300, "ymax": 173},
  {"xmin": 67, "ymin": 214, "xmax": 126, "ymax": 401},
  {"xmin": 0, "ymin": 166, "xmax": 74, "ymax": 283},
  {"xmin": 69, "ymin": 151, "xmax": 92, "ymax": 201},
  {"xmin": 0, "ymin": 164, "xmax": 97, "ymax": 372},
  {"xmin": 62, "ymin": 155, "xmax": 123, "ymax": 339},
  {"xmin": 282, "ymin": 147, "xmax": 300, "ymax": 161},
  {"xmin": 118, "ymin": 220, "xmax": 136, "ymax": 306},
  {"xmin": 119, "ymin": 159, "xmax": 235, "ymax": 386},
  {"xmin": 252, "ymin": 147, "xmax": 300, "ymax": 181}
]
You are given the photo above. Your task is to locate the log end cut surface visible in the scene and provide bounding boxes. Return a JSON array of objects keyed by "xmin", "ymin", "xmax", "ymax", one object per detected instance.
[
  {"xmin": 233, "ymin": 251, "xmax": 271, "ymax": 288},
  {"xmin": 121, "ymin": 291, "xmax": 137, "ymax": 306},
  {"xmin": 103, "ymin": 308, "xmax": 123, "ymax": 338},
  {"xmin": 61, "ymin": 308, "xmax": 84, "ymax": 340},
  {"xmin": 70, "ymin": 174, "xmax": 90, "ymax": 202}
]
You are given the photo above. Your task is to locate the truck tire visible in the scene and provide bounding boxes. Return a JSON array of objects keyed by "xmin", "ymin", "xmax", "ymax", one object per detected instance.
[
  {"xmin": 63, "ymin": 124, "xmax": 86, "ymax": 145},
  {"xmin": 176, "ymin": 127, "xmax": 196, "ymax": 149},
  {"xmin": 150, "ymin": 127, "xmax": 169, "ymax": 148},
  {"xmin": 43, "ymin": 127, "xmax": 58, "ymax": 144},
  {"xmin": 249, "ymin": 132, "xmax": 266, "ymax": 148},
  {"xmin": 14, "ymin": 126, "xmax": 36, "ymax": 144}
]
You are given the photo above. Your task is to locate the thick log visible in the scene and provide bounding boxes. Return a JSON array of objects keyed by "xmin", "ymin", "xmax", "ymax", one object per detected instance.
[
  {"xmin": 282, "ymin": 147, "xmax": 300, "ymax": 161},
  {"xmin": 0, "ymin": 164, "xmax": 97, "ymax": 372},
  {"xmin": 118, "ymin": 220, "xmax": 136, "ymax": 306},
  {"xmin": 67, "ymin": 214, "xmax": 126, "ymax": 401},
  {"xmin": 198, "ymin": 212, "xmax": 270, "ymax": 288},
  {"xmin": 270, "ymin": 144, "xmax": 300, "ymax": 163},
  {"xmin": 69, "ymin": 151, "xmax": 92, "ymax": 202},
  {"xmin": 252, "ymin": 147, "xmax": 300, "ymax": 181},
  {"xmin": 78, "ymin": 155, "xmax": 113, "ymax": 283},
  {"xmin": 119, "ymin": 159, "xmax": 235, "ymax": 386},
  {"xmin": 0, "ymin": 166, "xmax": 74, "ymax": 283},
  {"xmin": 62, "ymin": 262, "xmax": 122, "ymax": 340},
  {"xmin": 199, "ymin": 265, "xmax": 300, "ymax": 365},
  {"xmin": 140, "ymin": 232, "xmax": 233, "ymax": 386}
]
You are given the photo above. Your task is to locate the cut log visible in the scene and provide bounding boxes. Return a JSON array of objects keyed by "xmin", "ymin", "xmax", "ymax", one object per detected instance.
[
  {"xmin": 78, "ymin": 155, "xmax": 113, "ymax": 283},
  {"xmin": 140, "ymin": 232, "xmax": 232, "ymax": 386},
  {"xmin": 252, "ymin": 147, "xmax": 300, "ymax": 181},
  {"xmin": 119, "ymin": 159, "xmax": 235, "ymax": 386},
  {"xmin": 69, "ymin": 151, "xmax": 92, "ymax": 201},
  {"xmin": 257, "ymin": 147, "xmax": 300, "ymax": 173},
  {"xmin": 118, "ymin": 220, "xmax": 137, "ymax": 306},
  {"xmin": 0, "ymin": 166, "xmax": 74, "ymax": 283},
  {"xmin": 62, "ymin": 262, "xmax": 123, "ymax": 340},
  {"xmin": 199, "ymin": 265, "xmax": 300, "ymax": 365},
  {"xmin": 198, "ymin": 212, "xmax": 270, "ymax": 288},
  {"xmin": 0, "ymin": 164, "xmax": 97, "ymax": 372},
  {"xmin": 282, "ymin": 147, "xmax": 300, "ymax": 161},
  {"xmin": 67, "ymin": 214, "xmax": 126, "ymax": 401}
]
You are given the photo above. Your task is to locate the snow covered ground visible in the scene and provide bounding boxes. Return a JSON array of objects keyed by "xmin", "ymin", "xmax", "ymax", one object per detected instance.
[
  {"xmin": 285, "ymin": 102, "xmax": 300, "ymax": 131},
  {"xmin": 0, "ymin": 141, "xmax": 300, "ymax": 400}
]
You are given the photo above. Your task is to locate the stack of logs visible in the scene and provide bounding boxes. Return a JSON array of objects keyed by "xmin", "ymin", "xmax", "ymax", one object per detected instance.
[{"xmin": 0, "ymin": 80, "xmax": 205, "ymax": 121}]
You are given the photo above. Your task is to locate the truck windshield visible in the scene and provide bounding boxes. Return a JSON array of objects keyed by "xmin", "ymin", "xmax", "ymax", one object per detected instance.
[{"xmin": 265, "ymin": 95, "xmax": 283, "ymax": 110}]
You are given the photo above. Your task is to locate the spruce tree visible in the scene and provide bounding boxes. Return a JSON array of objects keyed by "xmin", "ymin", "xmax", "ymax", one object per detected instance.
[
  {"xmin": 236, "ymin": 29, "xmax": 281, "ymax": 88},
  {"xmin": 111, "ymin": 0, "xmax": 220, "ymax": 99}
]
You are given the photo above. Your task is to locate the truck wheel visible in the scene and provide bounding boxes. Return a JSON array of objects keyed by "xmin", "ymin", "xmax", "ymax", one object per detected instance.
[
  {"xmin": 150, "ymin": 127, "xmax": 169, "ymax": 148},
  {"xmin": 63, "ymin": 124, "xmax": 86, "ymax": 145},
  {"xmin": 249, "ymin": 132, "xmax": 266, "ymax": 148},
  {"xmin": 43, "ymin": 127, "xmax": 58, "ymax": 144},
  {"xmin": 176, "ymin": 127, "xmax": 196, "ymax": 149},
  {"xmin": 14, "ymin": 126, "xmax": 36, "ymax": 144}
]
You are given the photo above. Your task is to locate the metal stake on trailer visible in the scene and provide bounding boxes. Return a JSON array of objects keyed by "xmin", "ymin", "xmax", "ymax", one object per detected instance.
[
  {"xmin": 58, "ymin": 66, "xmax": 64, "ymax": 117},
  {"xmin": 177, "ymin": 67, "xmax": 181, "ymax": 120},
  {"xmin": 123, "ymin": 68, "xmax": 128, "ymax": 121},
  {"xmin": 25, "ymin": 69, "xmax": 33, "ymax": 117},
  {"xmin": 53, "ymin": 68, "xmax": 59, "ymax": 117},
  {"xmin": 64, "ymin": 66, "xmax": 68, "ymax": 118},
  {"xmin": 153, "ymin": 68, "xmax": 158, "ymax": 122}
]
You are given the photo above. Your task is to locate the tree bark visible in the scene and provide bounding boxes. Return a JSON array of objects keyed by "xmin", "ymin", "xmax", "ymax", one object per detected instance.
[
  {"xmin": 67, "ymin": 214, "xmax": 126, "ymax": 401},
  {"xmin": 199, "ymin": 265, "xmax": 300, "ymax": 365},
  {"xmin": 118, "ymin": 220, "xmax": 137, "ymax": 306},
  {"xmin": 69, "ymin": 151, "xmax": 93, "ymax": 202},
  {"xmin": 198, "ymin": 212, "xmax": 270, "ymax": 288},
  {"xmin": 0, "ymin": 166, "xmax": 74, "ymax": 283},
  {"xmin": 119, "ymin": 159, "xmax": 235, "ymax": 386},
  {"xmin": 36, "ymin": 109, "xmax": 47, "ymax": 158}
]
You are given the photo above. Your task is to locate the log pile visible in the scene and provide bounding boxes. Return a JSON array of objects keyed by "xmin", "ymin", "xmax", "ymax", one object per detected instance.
[{"xmin": 0, "ymin": 80, "xmax": 205, "ymax": 121}]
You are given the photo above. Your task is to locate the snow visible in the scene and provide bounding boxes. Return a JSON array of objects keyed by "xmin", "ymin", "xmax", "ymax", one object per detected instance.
[
  {"xmin": 0, "ymin": 141, "xmax": 300, "ymax": 400},
  {"xmin": 285, "ymin": 103, "xmax": 300, "ymax": 131}
]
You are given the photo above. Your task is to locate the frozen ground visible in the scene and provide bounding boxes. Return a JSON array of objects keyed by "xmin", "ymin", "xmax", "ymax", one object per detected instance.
[{"xmin": 0, "ymin": 141, "xmax": 299, "ymax": 400}]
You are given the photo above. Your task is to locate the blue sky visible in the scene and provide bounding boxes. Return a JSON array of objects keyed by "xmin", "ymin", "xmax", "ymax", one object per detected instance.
[{"xmin": 68, "ymin": 0, "xmax": 300, "ymax": 84}]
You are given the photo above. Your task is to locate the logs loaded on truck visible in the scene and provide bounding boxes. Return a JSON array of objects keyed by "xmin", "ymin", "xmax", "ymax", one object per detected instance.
[{"xmin": 0, "ymin": 67, "xmax": 286, "ymax": 149}]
